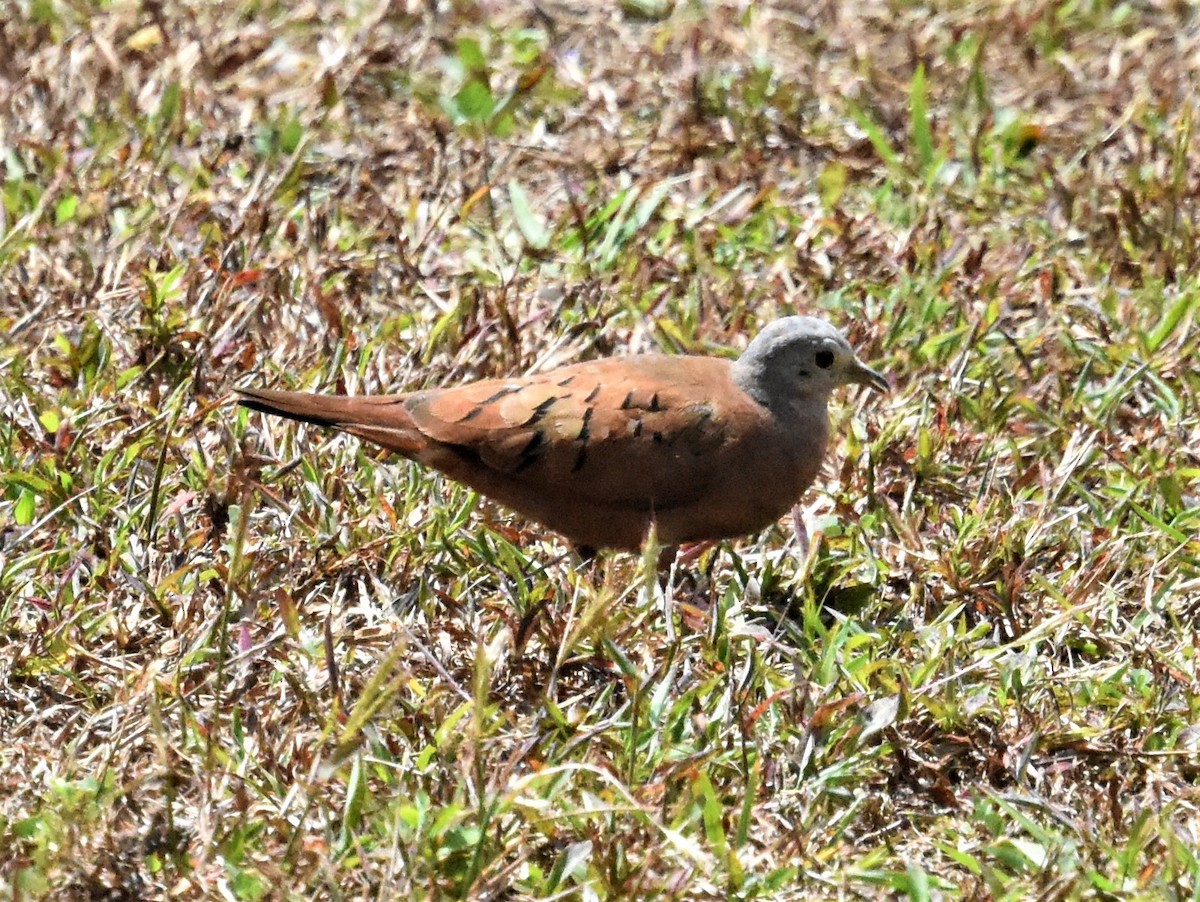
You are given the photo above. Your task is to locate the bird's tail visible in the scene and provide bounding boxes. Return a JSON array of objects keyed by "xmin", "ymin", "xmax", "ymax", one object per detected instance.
[{"xmin": 237, "ymin": 387, "xmax": 426, "ymax": 456}]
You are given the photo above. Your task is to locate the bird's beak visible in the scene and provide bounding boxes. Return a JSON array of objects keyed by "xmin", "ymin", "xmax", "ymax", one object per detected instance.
[{"xmin": 848, "ymin": 359, "xmax": 889, "ymax": 392}]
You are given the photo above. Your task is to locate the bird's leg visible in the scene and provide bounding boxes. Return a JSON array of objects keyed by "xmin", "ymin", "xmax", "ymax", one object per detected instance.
[
  {"xmin": 656, "ymin": 544, "xmax": 678, "ymax": 588},
  {"xmin": 675, "ymin": 541, "xmax": 716, "ymax": 567},
  {"xmin": 565, "ymin": 543, "xmax": 606, "ymax": 587},
  {"xmin": 656, "ymin": 542, "xmax": 716, "ymax": 633},
  {"xmin": 790, "ymin": 504, "xmax": 810, "ymax": 558}
]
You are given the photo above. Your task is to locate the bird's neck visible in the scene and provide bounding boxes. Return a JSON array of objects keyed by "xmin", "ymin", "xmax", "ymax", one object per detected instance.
[
  {"xmin": 732, "ymin": 360, "xmax": 832, "ymax": 423},
  {"xmin": 779, "ymin": 394, "xmax": 832, "ymax": 449},
  {"xmin": 731, "ymin": 359, "xmax": 774, "ymax": 408}
]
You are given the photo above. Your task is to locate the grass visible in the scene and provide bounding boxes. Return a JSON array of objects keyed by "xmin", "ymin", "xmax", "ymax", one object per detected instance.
[{"xmin": 3, "ymin": 0, "xmax": 1200, "ymax": 898}]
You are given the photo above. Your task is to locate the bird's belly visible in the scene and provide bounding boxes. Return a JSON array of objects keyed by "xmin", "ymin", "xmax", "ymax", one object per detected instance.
[
  {"xmin": 443, "ymin": 426, "xmax": 826, "ymax": 551},
  {"xmin": 655, "ymin": 442, "xmax": 823, "ymax": 546}
]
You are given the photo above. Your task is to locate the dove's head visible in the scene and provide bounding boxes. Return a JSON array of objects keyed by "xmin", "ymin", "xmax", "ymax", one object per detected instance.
[{"xmin": 733, "ymin": 316, "xmax": 888, "ymax": 409}]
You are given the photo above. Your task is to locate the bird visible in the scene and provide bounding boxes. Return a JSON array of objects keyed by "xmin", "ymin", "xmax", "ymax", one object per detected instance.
[{"xmin": 237, "ymin": 316, "xmax": 887, "ymax": 556}]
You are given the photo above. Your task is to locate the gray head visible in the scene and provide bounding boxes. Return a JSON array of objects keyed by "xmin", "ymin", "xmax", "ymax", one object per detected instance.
[{"xmin": 732, "ymin": 316, "xmax": 888, "ymax": 409}]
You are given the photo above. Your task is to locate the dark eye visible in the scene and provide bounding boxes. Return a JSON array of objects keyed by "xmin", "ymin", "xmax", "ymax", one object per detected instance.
[{"xmin": 815, "ymin": 350, "xmax": 835, "ymax": 369}]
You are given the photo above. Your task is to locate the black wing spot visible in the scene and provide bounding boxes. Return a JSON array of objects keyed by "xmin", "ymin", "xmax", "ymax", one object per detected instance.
[
  {"xmin": 458, "ymin": 404, "xmax": 486, "ymax": 422},
  {"xmin": 584, "ymin": 385, "xmax": 602, "ymax": 403},
  {"xmin": 633, "ymin": 419, "xmax": 644, "ymax": 437},
  {"xmin": 577, "ymin": 406, "xmax": 593, "ymax": 442},
  {"xmin": 520, "ymin": 396, "xmax": 559, "ymax": 427},
  {"xmin": 514, "ymin": 430, "xmax": 545, "ymax": 471},
  {"xmin": 557, "ymin": 376, "xmax": 576, "ymax": 387},
  {"xmin": 481, "ymin": 385, "xmax": 522, "ymax": 404},
  {"xmin": 572, "ymin": 446, "xmax": 588, "ymax": 472},
  {"xmin": 652, "ymin": 431, "xmax": 663, "ymax": 444},
  {"xmin": 621, "ymin": 390, "xmax": 667, "ymax": 412}
]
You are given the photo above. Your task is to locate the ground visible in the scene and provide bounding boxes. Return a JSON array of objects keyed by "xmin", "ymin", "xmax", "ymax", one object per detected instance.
[{"xmin": 2, "ymin": 1, "xmax": 1200, "ymax": 899}]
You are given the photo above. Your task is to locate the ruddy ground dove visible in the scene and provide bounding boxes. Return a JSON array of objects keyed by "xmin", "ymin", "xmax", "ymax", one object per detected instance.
[{"xmin": 238, "ymin": 316, "xmax": 887, "ymax": 554}]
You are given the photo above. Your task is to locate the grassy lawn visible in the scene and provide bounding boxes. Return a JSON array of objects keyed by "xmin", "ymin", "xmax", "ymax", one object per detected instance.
[{"xmin": 3, "ymin": 0, "xmax": 1200, "ymax": 898}]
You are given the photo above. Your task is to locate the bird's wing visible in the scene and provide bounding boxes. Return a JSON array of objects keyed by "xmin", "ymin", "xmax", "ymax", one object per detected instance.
[{"xmin": 405, "ymin": 356, "xmax": 755, "ymax": 509}]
